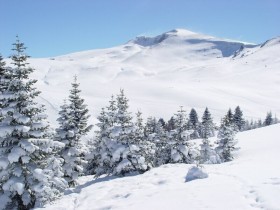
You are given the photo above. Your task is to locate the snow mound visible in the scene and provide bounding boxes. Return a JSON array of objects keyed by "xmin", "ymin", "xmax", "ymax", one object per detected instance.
[{"xmin": 185, "ymin": 166, "xmax": 208, "ymax": 182}]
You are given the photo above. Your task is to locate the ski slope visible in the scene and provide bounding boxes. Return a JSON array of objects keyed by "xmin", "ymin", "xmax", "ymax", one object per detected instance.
[
  {"xmin": 38, "ymin": 124, "xmax": 280, "ymax": 210},
  {"xmin": 5, "ymin": 28, "xmax": 278, "ymax": 126}
]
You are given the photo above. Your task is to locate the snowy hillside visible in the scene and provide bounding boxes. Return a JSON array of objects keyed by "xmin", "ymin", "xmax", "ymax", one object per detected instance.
[
  {"xmin": 38, "ymin": 124, "xmax": 280, "ymax": 210},
  {"xmin": 6, "ymin": 29, "xmax": 280, "ymax": 125}
]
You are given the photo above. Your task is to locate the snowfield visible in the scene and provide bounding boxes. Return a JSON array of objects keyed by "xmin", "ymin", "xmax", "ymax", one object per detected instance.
[
  {"xmin": 38, "ymin": 124, "xmax": 280, "ymax": 210},
  {"xmin": 4, "ymin": 29, "xmax": 279, "ymax": 126}
]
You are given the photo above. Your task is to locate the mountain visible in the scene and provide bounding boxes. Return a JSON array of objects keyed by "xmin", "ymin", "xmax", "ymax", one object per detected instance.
[
  {"xmin": 6, "ymin": 29, "xmax": 280, "ymax": 126},
  {"xmin": 38, "ymin": 124, "xmax": 280, "ymax": 210}
]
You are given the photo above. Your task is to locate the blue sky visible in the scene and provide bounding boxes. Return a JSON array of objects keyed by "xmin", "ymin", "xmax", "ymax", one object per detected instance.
[{"xmin": 1, "ymin": 0, "xmax": 279, "ymax": 57}]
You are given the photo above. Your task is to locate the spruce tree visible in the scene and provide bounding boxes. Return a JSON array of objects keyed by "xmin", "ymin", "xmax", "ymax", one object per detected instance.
[
  {"xmin": 216, "ymin": 113, "xmax": 238, "ymax": 162},
  {"xmin": 168, "ymin": 107, "xmax": 198, "ymax": 163},
  {"xmin": 0, "ymin": 54, "xmax": 9, "ymax": 123},
  {"xmin": 173, "ymin": 106, "xmax": 188, "ymax": 143},
  {"xmin": 144, "ymin": 116, "xmax": 157, "ymax": 139},
  {"xmin": 154, "ymin": 120, "xmax": 170, "ymax": 166},
  {"xmin": 158, "ymin": 118, "xmax": 166, "ymax": 128},
  {"xmin": 56, "ymin": 76, "xmax": 92, "ymax": 186},
  {"xmin": 93, "ymin": 96, "xmax": 118, "ymax": 176},
  {"xmin": 188, "ymin": 108, "xmax": 200, "ymax": 139},
  {"xmin": 264, "ymin": 111, "xmax": 273, "ymax": 126},
  {"xmin": 166, "ymin": 116, "xmax": 176, "ymax": 131},
  {"xmin": 199, "ymin": 108, "xmax": 220, "ymax": 164},
  {"xmin": 233, "ymin": 106, "xmax": 245, "ymax": 131},
  {"xmin": 200, "ymin": 107, "xmax": 215, "ymax": 139},
  {"xmin": 226, "ymin": 108, "xmax": 234, "ymax": 125},
  {"xmin": 0, "ymin": 37, "xmax": 65, "ymax": 209},
  {"xmin": 0, "ymin": 54, "xmax": 8, "ymax": 94},
  {"xmin": 95, "ymin": 90, "xmax": 154, "ymax": 176},
  {"xmin": 112, "ymin": 90, "xmax": 153, "ymax": 175},
  {"xmin": 133, "ymin": 111, "xmax": 155, "ymax": 170}
]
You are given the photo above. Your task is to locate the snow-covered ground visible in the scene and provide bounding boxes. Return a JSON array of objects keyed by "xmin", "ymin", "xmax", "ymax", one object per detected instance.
[
  {"xmin": 38, "ymin": 123, "xmax": 280, "ymax": 210},
  {"xmin": 5, "ymin": 29, "xmax": 279, "ymax": 127}
]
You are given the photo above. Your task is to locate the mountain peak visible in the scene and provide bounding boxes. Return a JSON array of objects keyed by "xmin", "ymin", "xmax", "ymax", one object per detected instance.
[{"xmin": 129, "ymin": 28, "xmax": 207, "ymax": 47}]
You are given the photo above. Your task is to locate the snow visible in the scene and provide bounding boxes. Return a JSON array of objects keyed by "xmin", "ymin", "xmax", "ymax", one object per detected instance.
[
  {"xmin": 1, "ymin": 28, "xmax": 280, "ymax": 209},
  {"xmin": 185, "ymin": 166, "xmax": 208, "ymax": 182},
  {"xmin": 7, "ymin": 147, "xmax": 26, "ymax": 163},
  {"xmin": 0, "ymin": 157, "xmax": 9, "ymax": 170},
  {"xmin": 36, "ymin": 124, "xmax": 280, "ymax": 210},
  {"xmin": 2, "ymin": 28, "xmax": 278, "ymax": 130}
]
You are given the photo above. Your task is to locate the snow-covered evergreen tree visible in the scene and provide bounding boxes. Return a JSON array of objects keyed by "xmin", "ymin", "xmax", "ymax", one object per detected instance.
[
  {"xmin": 94, "ymin": 96, "xmax": 118, "ymax": 176},
  {"xmin": 168, "ymin": 107, "xmax": 198, "ymax": 163},
  {"xmin": 0, "ymin": 37, "xmax": 66, "ymax": 209},
  {"xmin": 216, "ymin": 113, "xmax": 238, "ymax": 162},
  {"xmin": 173, "ymin": 106, "xmax": 188, "ymax": 142},
  {"xmin": 56, "ymin": 76, "xmax": 92, "ymax": 186},
  {"xmin": 199, "ymin": 108, "xmax": 220, "ymax": 164},
  {"xmin": 154, "ymin": 120, "xmax": 170, "ymax": 166},
  {"xmin": 95, "ymin": 90, "xmax": 154, "ymax": 176},
  {"xmin": 158, "ymin": 118, "xmax": 166, "ymax": 129},
  {"xmin": 0, "ymin": 54, "xmax": 9, "ymax": 123},
  {"xmin": 200, "ymin": 107, "xmax": 215, "ymax": 139},
  {"xmin": 188, "ymin": 108, "xmax": 200, "ymax": 139},
  {"xmin": 264, "ymin": 111, "xmax": 273, "ymax": 126},
  {"xmin": 166, "ymin": 116, "xmax": 176, "ymax": 131},
  {"xmin": 86, "ymin": 108, "xmax": 108, "ymax": 175},
  {"xmin": 233, "ymin": 106, "xmax": 245, "ymax": 131},
  {"xmin": 112, "ymin": 90, "xmax": 154, "ymax": 175},
  {"xmin": 226, "ymin": 108, "xmax": 234, "ymax": 125},
  {"xmin": 132, "ymin": 111, "xmax": 155, "ymax": 170},
  {"xmin": 144, "ymin": 116, "xmax": 157, "ymax": 140},
  {"xmin": 0, "ymin": 54, "xmax": 8, "ymax": 94}
]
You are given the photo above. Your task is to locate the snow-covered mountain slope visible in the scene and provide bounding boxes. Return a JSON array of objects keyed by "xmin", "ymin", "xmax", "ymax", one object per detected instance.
[
  {"xmin": 7, "ymin": 29, "xmax": 280, "ymax": 125},
  {"xmin": 38, "ymin": 124, "xmax": 280, "ymax": 210}
]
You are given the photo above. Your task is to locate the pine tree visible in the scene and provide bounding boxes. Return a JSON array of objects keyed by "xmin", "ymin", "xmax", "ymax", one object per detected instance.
[
  {"xmin": 216, "ymin": 113, "xmax": 238, "ymax": 162},
  {"xmin": 0, "ymin": 54, "xmax": 9, "ymax": 94},
  {"xmin": 132, "ymin": 111, "xmax": 155, "ymax": 170},
  {"xmin": 226, "ymin": 108, "xmax": 234, "ymax": 125},
  {"xmin": 166, "ymin": 116, "xmax": 176, "ymax": 131},
  {"xmin": 57, "ymin": 76, "xmax": 92, "ymax": 186},
  {"xmin": 154, "ymin": 120, "xmax": 170, "ymax": 166},
  {"xmin": 173, "ymin": 106, "xmax": 188, "ymax": 143},
  {"xmin": 144, "ymin": 116, "xmax": 157, "ymax": 139},
  {"xmin": 264, "ymin": 111, "xmax": 273, "ymax": 126},
  {"xmin": 233, "ymin": 106, "xmax": 245, "ymax": 131},
  {"xmin": 199, "ymin": 108, "xmax": 220, "ymax": 164},
  {"xmin": 92, "ymin": 108, "xmax": 113, "ymax": 176},
  {"xmin": 168, "ymin": 107, "xmax": 198, "ymax": 163},
  {"xmin": 0, "ymin": 37, "xmax": 65, "ymax": 209},
  {"xmin": 112, "ymin": 90, "xmax": 153, "ymax": 175},
  {"xmin": 95, "ymin": 90, "xmax": 154, "ymax": 176},
  {"xmin": 200, "ymin": 107, "xmax": 215, "ymax": 139},
  {"xmin": 0, "ymin": 54, "xmax": 9, "ymax": 123},
  {"xmin": 188, "ymin": 108, "xmax": 200, "ymax": 139},
  {"xmin": 93, "ymin": 96, "xmax": 118, "ymax": 176},
  {"xmin": 158, "ymin": 118, "xmax": 166, "ymax": 128}
]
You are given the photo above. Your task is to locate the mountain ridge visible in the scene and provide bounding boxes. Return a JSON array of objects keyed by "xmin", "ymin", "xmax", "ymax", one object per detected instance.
[{"xmin": 3, "ymin": 28, "xmax": 280, "ymax": 125}]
